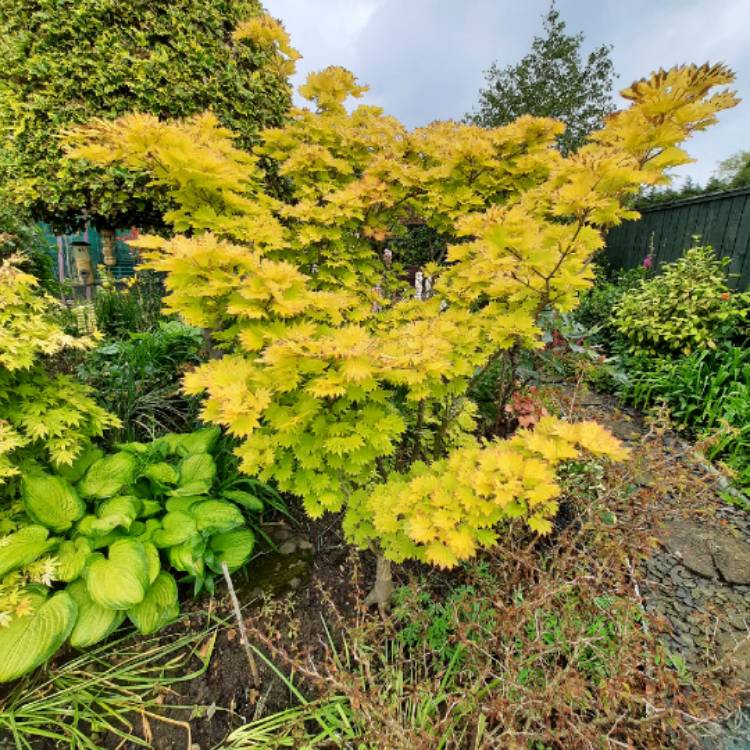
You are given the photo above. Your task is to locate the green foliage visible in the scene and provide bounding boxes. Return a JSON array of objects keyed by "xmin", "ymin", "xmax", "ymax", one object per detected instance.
[
  {"xmin": 0, "ymin": 427, "xmax": 270, "ymax": 682},
  {"xmin": 388, "ymin": 223, "xmax": 449, "ymax": 269},
  {"xmin": 0, "ymin": 205, "xmax": 57, "ymax": 293},
  {"xmin": 613, "ymin": 245, "xmax": 749, "ymax": 356},
  {"xmin": 392, "ymin": 583, "xmax": 497, "ymax": 666},
  {"xmin": 468, "ymin": 4, "xmax": 616, "ymax": 154},
  {"xmin": 0, "ymin": 588, "xmax": 77, "ymax": 683},
  {"xmin": 65, "ymin": 62, "xmax": 738, "ymax": 591},
  {"xmin": 77, "ymin": 320, "xmax": 204, "ymax": 444},
  {"xmin": 0, "ymin": 256, "xmax": 118, "ymax": 482},
  {"xmin": 714, "ymin": 150, "xmax": 750, "ymax": 189},
  {"xmin": 579, "ymin": 244, "xmax": 750, "ymax": 490},
  {"xmin": 575, "ymin": 265, "xmax": 650, "ymax": 349},
  {"xmin": 92, "ymin": 270, "xmax": 166, "ymax": 338},
  {"xmin": 0, "ymin": 0, "xmax": 295, "ymax": 232},
  {"xmin": 627, "ymin": 343, "xmax": 750, "ymax": 488},
  {"xmin": 0, "ymin": 623, "xmax": 215, "ymax": 749},
  {"xmin": 637, "ymin": 150, "xmax": 750, "ymax": 207},
  {"xmin": 21, "ymin": 471, "xmax": 85, "ymax": 532}
]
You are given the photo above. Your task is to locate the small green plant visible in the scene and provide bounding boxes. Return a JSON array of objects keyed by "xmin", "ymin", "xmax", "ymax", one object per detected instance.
[
  {"xmin": 575, "ymin": 265, "xmax": 650, "ymax": 349},
  {"xmin": 627, "ymin": 343, "xmax": 750, "ymax": 489},
  {"xmin": 92, "ymin": 269, "xmax": 165, "ymax": 338},
  {"xmin": 0, "ymin": 427, "xmax": 271, "ymax": 683},
  {"xmin": 613, "ymin": 244, "xmax": 749, "ymax": 356},
  {"xmin": 0, "ymin": 206, "xmax": 58, "ymax": 294},
  {"xmin": 77, "ymin": 320, "xmax": 204, "ymax": 443},
  {"xmin": 392, "ymin": 583, "xmax": 498, "ymax": 666}
]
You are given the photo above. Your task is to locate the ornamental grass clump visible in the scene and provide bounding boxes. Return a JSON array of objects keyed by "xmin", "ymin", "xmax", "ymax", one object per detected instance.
[{"xmin": 68, "ymin": 63, "xmax": 738, "ymax": 606}]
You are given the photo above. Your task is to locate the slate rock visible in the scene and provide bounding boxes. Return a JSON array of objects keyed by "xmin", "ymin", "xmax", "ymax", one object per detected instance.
[
  {"xmin": 713, "ymin": 536, "xmax": 750, "ymax": 585},
  {"xmin": 662, "ymin": 521, "xmax": 717, "ymax": 579}
]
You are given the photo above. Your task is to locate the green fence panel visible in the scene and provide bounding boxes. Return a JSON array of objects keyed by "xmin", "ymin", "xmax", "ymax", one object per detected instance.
[{"xmin": 605, "ymin": 187, "xmax": 750, "ymax": 289}]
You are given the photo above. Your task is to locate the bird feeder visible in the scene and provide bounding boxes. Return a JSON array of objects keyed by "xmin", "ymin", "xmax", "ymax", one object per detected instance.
[
  {"xmin": 71, "ymin": 241, "xmax": 93, "ymax": 285},
  {"xmin": 100, "ymin": 227, "xmax": 117, "ymax": 267}
]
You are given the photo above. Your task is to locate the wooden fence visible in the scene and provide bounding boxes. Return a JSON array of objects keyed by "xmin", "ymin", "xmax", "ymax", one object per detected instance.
[{"xmin": 605, "ymin": 187, "xmax": 750, "ymax": 289}]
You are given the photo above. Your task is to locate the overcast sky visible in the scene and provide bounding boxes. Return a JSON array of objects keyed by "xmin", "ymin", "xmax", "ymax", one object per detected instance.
[{"xmin": 264, "ymin": 0, "xmax": 749, "ymax": 186}]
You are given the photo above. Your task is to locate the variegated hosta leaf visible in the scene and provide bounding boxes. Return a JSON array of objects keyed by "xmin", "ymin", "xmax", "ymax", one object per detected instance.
[
  {"xmin": 21, "ymin": 471, "xmax": 85, "ymax": 532},
  {"xmin": 56, "ymin": 444, "xmax": 104, "ymax": 484},
  {"xmin": 141, "ymin": 462, "xmax": 179, "ymax": 487},
  {"xmin": 66, "ymin": 579, "xmax": 125, "ymax": 649},
  {"xmin": 157, "ymin": 427, "xmax": 220, "ymax": 457},
  {"xmin": 0, "ymin": 525, "xmax": 54, "ymax": 578},
  {"xmin": 191, "ymin": 500, "xmax": 244, "ymax": 534},
  {"xmin": 152, "ymin": 511, "xmax": 197, "ymax": 548},
  {"xmin": 54, "ymin": 538, "xmax": 93, "ymax": 582},
  {"xmin": 85, "ymin": 539, "xmax": 150, "ymax": 610},
  {"xmin": 144, "ymin": 542, "xmax": 161, "ymax": 584},
  {"xmin": 0, "ymin": 588, "xmax": 77, "ymax": 682},
  {"xmin": 78, "ymin": 495, "xmax": 143, "ymax": 536},
  {"xmin": 165, "ymin": 496, "xmax": 202, "ymax": 513},
  {"xmin": 169, "ymin": 538, "xmax": 206, "ymax": 578},
  {"xmin": 127, "ymin": 571, "xmax": 179, "ymax": 635},
  {"xmin": 208, "ymin": 528, "xmax": 256, "ymax": 572},
  {"xmin": 171, "ymin": 453, "xmax": 216, "ymax": 496},
  {"xmin": 78, "ymin": 452, "xmax": 138, "ymax": 499}
]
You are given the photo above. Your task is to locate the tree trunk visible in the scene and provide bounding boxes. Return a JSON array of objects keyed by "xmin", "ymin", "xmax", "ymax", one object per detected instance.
[{"xmin": 364, "ymin": 552, "xmax": 393, "ymax": 613}]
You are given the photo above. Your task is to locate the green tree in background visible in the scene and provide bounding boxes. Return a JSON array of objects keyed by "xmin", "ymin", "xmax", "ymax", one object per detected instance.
[
  {"xmin": 637, "ymin": 151, "xmax": 750, "ymax": 208},
  {"xmin": 0, "ymin": 0, "xmax": 296, "ymax": 233},
  {"xmin": 714, "ymin": 150, "xmax": 750, "ymax": 189},
  {"xmin": 468, "ymin": 3, "xmax": 616, "ymax": 154}
]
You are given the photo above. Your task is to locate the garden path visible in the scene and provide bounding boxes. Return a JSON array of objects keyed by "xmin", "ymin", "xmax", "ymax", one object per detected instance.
[{"xmin": 569, "ymin": 389, "xmax": 750, "ymax": 748}]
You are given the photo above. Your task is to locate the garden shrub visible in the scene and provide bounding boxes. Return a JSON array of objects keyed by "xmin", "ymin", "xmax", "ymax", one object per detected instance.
[
  {"xmin": 0, "ymin": 427, "xmax": 267, "ymax": 682},
  {"xmin": 0, "ymin": 0, "xmax": 297, "ymax": 233},
  {"xmin": 575, "ymin": 265, "xmax": 650, "ymax": 349},
  {"xmin": 0, "ymin": 257, "xmax": 117, "ymax": 481},
  {"xmin": 67, "ymin": 63, "xmax": 738, "ymax": 604},
  {"xmin": 613, "ymin": 244, "xmax": 749, "ymax": 356},
  {"xmin": 0, "ymin": 205, "xmax": 57, "ymax": 294}
]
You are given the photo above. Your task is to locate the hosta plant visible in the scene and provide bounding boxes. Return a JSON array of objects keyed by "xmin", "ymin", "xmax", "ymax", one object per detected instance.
[
  {"xmin": 68, "ymin": 63, "xmax": 738, "ymax": 606},
  {"xmin": 0, "ymin": 427, "xmax": 266, "ymax": 682}
]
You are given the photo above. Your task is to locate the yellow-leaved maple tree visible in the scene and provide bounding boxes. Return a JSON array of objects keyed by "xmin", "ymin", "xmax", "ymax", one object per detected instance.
[{"xmin": 67, "ymin": 63, "xmax": 737, "ymax": 605}]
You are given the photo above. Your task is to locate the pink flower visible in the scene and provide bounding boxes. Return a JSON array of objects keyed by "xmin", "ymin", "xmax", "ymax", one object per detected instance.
[{"xmin": 642, "ymin": 255, "xmax": 654, "ymax": 269}]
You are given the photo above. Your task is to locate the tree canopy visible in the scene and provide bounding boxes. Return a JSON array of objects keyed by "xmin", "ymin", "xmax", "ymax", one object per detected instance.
[
  {"xmin": 68, "ymin": 62, "xmax": 738, "ymax": 601},
  {"xmin": 0, "ymin": 0, "xmax": 298, "ymax": 232},
  {"xmin": 468, "ymin": 3, "xmax": 615, "ymax": 154}
]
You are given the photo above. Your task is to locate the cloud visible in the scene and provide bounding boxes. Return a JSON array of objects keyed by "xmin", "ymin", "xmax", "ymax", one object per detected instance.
[{"xmin": 265, "ymin": 0, "xmax": 748, "ymax": 183}]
